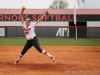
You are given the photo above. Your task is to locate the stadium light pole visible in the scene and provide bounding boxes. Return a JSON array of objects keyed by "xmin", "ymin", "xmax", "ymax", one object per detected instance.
[
  {"xmin": 84, "ymin": 0, "xmax": 85, "ymax": 9},
  {"xmin": 74, "ymin": 4, "xmax": 77, "ymax": 39},
  {"xmin": 82, "ymin": 0, "xmax": 85, "ymax": 9},
  {"xmin": 78, "ymin": 0, "xmax": 79, "ymax": 7}
]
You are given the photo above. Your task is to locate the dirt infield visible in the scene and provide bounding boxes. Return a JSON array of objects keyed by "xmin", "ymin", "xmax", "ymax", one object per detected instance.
[{"xmin": 0, "ymin": 46, "xmax": 100, "ymax": 75}]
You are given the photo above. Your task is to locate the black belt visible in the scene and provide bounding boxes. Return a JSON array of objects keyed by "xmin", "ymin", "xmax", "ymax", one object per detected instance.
[{"xmin": 27, "ymin": 37, "xmax": 35, "ymax": 41}]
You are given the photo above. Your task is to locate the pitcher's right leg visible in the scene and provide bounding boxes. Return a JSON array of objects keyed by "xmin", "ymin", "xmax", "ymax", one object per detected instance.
[{"xmin": 15, "ymin": 42, "xmax": 32, "ymax": 64}]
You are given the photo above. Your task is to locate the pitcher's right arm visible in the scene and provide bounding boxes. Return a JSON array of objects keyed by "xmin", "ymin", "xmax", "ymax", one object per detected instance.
[{"xmin": 21, "ymin": 7, "xmax": 25, "ymax": 24}]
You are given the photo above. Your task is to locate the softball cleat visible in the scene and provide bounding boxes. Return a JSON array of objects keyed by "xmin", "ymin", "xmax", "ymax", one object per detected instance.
[
  {"xmin": 50, "ymin": 56, "xmax": 55, "ymax": 61},
  {"xmin": 15, "ymin": 60, "xmax": 19, "ymax": 64}
]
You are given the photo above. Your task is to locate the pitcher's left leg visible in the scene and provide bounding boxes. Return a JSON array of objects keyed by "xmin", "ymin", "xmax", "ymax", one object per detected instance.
[{"xmin": 33, "ymin": 37, "xmax": 55, "ymax": 61}]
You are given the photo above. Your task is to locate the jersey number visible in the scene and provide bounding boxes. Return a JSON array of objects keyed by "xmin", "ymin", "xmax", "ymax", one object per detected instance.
[{"xmin": 25, "ymin": 31, "xmax": 29, "ymax": 35}]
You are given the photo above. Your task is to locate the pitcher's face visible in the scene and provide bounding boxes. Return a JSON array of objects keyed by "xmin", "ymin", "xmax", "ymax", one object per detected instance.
[{"xmin": 26, "ymin": 20, "xmax": 31, "ymax": 26}]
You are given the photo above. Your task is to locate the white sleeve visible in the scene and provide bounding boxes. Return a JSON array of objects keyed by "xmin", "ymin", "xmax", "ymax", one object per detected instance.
[
  {"xmin": 22, "ymin": 21, "xmax": 26, "ymax": 28},
  {"xmin": 31, "ymin": 22, "xmax": 36, "ymax": 27}
]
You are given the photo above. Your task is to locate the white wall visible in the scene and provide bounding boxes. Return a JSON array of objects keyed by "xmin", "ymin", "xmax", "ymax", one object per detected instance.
[
  {"xmin": 0, "ymin": 21, "xmax": 68, "ymax": 26},
  {"xmin": 87, "ymin": 21, "xmax": 100, "ymax": 27},
  {"xmin": 0, "ymin": 0, "xmax": 79, "ymax": 9}
]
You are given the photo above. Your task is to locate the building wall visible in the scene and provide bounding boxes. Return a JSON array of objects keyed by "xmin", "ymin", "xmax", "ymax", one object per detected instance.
[
  {"xmin": 0, "ymin": 22, "xmax": 100, "ymax": 38},
  {"xmin": 0, "ymin": 9, "xmax": 100, "ymax": 38},
  {"xmin": 87, "ymin": 21, "xmax": 100, "ymax": 38}
]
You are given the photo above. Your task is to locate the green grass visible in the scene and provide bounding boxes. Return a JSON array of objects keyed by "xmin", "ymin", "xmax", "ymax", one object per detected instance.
[{"xmin": 0, "ymin": 38, "xmax": 100, "ymax": 46}]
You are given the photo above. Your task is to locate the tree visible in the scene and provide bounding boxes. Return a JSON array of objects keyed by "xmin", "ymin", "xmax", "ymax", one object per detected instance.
[{"xmin": 49, "ymin": 0, "xmax": 69, "ymax": 9}]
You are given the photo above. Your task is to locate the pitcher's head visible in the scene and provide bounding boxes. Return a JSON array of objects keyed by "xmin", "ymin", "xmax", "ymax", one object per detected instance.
[{"xmin": 26, "ymin": 18, "xmax": 31, "ymax": 26}]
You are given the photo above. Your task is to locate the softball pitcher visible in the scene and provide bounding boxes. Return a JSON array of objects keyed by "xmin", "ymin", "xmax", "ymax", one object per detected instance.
[{"xmin": 15, "ymin": 7, "xmax": 54, "ymax": 64}]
